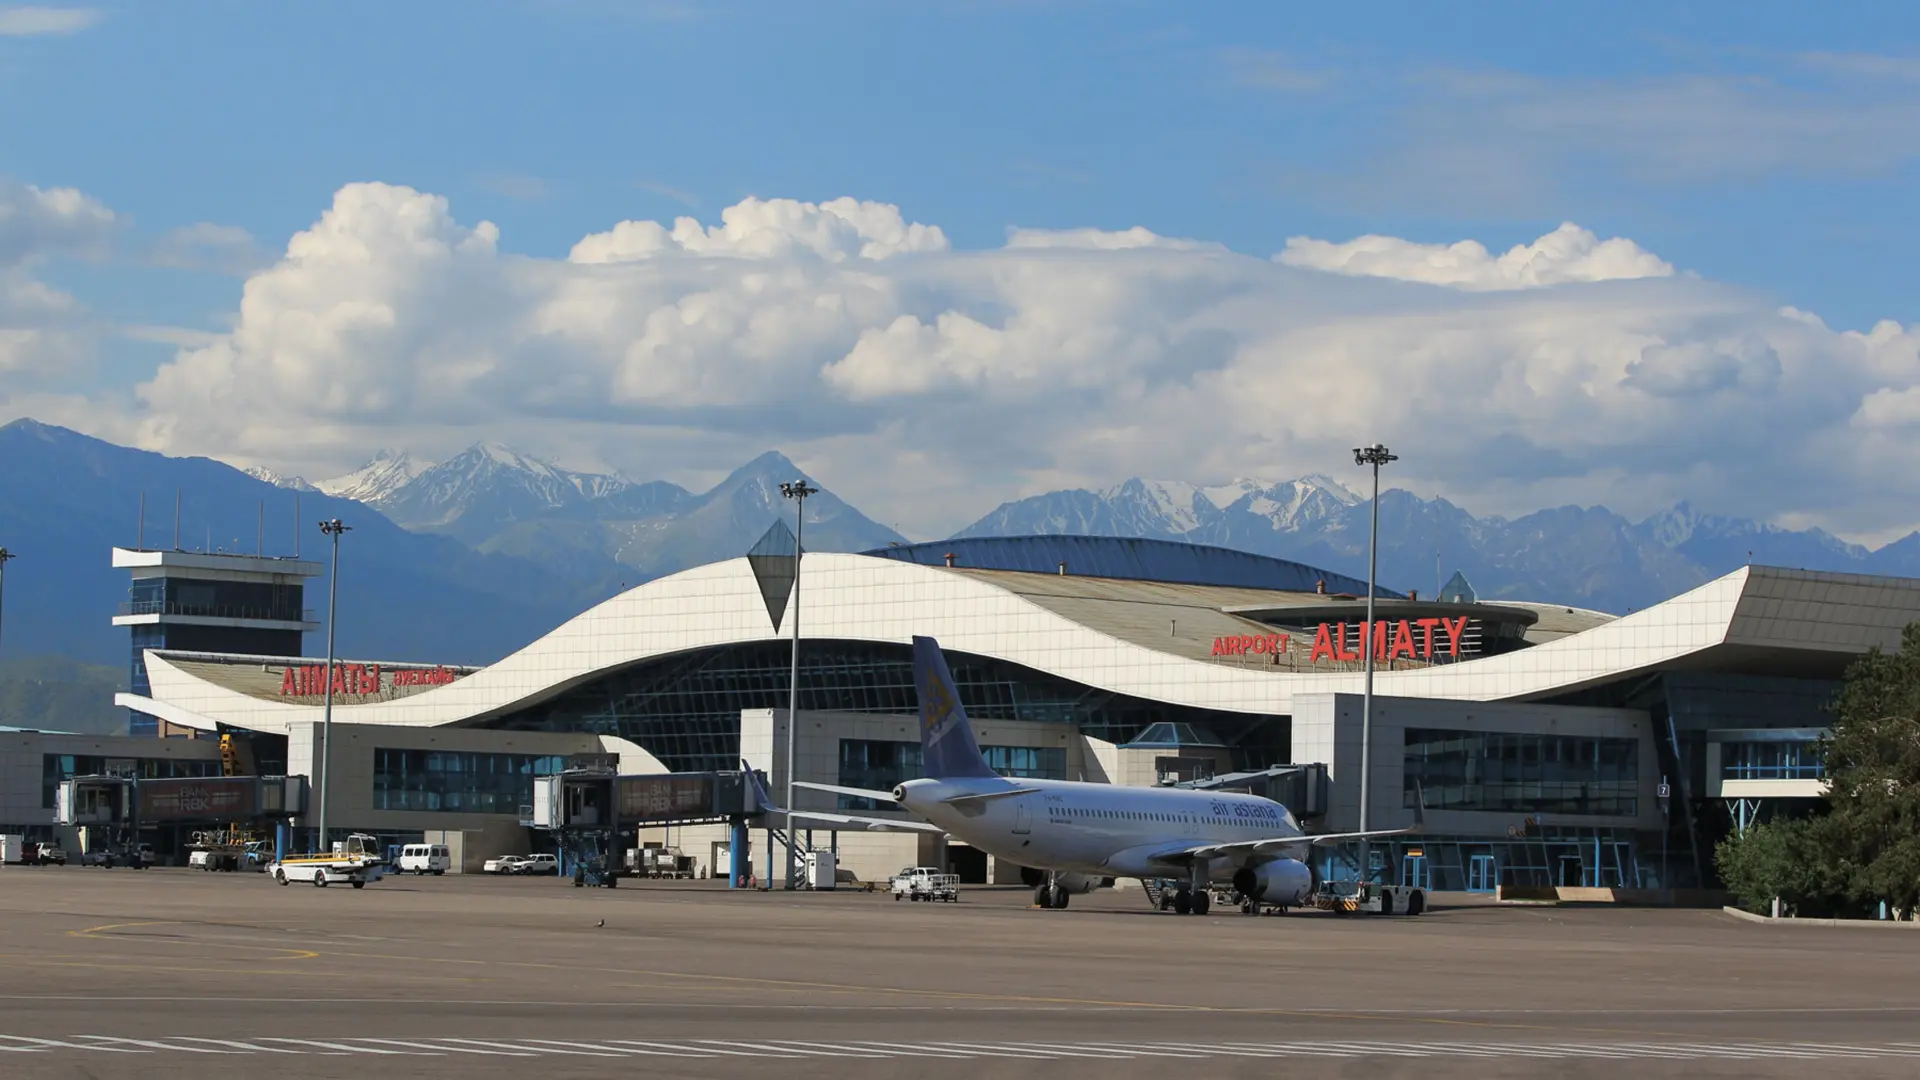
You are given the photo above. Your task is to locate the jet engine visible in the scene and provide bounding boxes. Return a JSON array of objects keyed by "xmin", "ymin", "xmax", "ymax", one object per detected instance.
[{"xmin": 1231, "ymin": 859, "xmax": 1313, "ymax": 906}]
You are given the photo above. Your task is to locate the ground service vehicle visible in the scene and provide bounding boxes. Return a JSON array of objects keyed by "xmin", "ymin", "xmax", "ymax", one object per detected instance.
[
  {"xmin": 268, "ymin": 833, "xmax": 385, "ymax": 889},
  {"xmin": 1316, "ymin": 881, "xmax": 1427, "ymax": 916},
  {"xmin": 890, "ymin": 866, "xmax": 960, "ymax": 902},
  {"xmin": 189, "ymin": 832, "xmax": 273, "ymax": 872},
  {"xmin": 397, "ymin": 843, "xmax": 451, "ymax": 874}
]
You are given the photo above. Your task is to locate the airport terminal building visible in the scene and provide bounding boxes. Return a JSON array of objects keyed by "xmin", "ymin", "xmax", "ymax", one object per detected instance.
[{"xmin": 80, "ymin": 533, "xmax": 1920, "ymax": 891}]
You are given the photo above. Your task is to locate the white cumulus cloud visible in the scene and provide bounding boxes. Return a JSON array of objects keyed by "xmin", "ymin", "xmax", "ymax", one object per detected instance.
[
  {"xmin": 0, "ymin": 181, "xmax": 114, "ymax": 376},
  {"xmin": 1277, "ymin": 222, "xmax": 1674, "ymax": 291},
  {"xmin": 569, "ymin": 196, "xmax": 948, "ymax": 264},
  {"xmin": 0, "ymin": 181, "xmax": 115, "ymax": 266},
  {"xmin": 11, "ymin": 182, "xmax": 1919, "ymax": 543},
  {"xmin": 1004, "ymin": 225, "xmax": 1224, "ymax": 252}
]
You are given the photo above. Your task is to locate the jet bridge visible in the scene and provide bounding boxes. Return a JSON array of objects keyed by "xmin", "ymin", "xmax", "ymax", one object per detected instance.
[
  {"xmin": 529, "ymin": 764, "xmax": 767, "ymax": 887},
  {"xmin": 56, "ymin": 774, "xmax": 308, "ymax": 866}
]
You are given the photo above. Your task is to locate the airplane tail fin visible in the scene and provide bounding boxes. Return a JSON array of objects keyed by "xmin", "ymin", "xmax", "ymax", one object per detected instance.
[{"xmin": 911, "ymin": 636, "xmax": 998, "ymax": 780}]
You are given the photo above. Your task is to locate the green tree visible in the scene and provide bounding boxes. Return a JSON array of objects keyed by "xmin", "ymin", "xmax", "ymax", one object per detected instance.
[
  {"xmin": 1714, "ymin": 817, "xmax": 1840, "ymax": 916},
  {"xmin": 1824, "ymin": 622, "xmax": 1920, "ymax": 917}
]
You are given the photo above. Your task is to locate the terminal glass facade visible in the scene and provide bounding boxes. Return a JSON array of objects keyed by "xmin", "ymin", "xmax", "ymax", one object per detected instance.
[
  {"xmin": 486, "ymin": 640, "xmax": 1286, "ymax": 774},
  {"xmin": 1721, "ymin": 740, "xmax": 1824, "ymax": 780},
  {"xmin": 371, "ymin": 748, "xmax": 567, "ymax": 815},
  {"xmin": 1351, "ymin": 828, "xmax": 1652, "ymax": 892},
  {"xmin": 1402, "ymin": 728, "xmax": 1639, "ymax": 817},
  {"xmin": 41, "ymin": 754, "xmax": 221, "ymax": 809}
]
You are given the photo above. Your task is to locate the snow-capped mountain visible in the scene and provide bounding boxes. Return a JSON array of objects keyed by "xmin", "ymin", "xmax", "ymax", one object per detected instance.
[
  {"xmin": 365, "ymin": 443, "xmax": 691, "ymax": 541},
  {"xmin": 287, "ymin": 442, "xmax": 906, "ymax": 591},
  {"xmin": 0, "ymin": 418, "xmax": 582, "ymax": 667},
  {"xmin": 954, "ymin": 474, "xmax": 1920, "ymax": 614},
  {"xmin": 243, "ymin": 466, "xmax": 318, "ymax": 492},
  {"xmin": 960, "ymin": 473, "xmax": 1366, "ymax": 544},
  {"xmin": 316, "ymin": 450, "xmax": 428, "ymax": 505}
]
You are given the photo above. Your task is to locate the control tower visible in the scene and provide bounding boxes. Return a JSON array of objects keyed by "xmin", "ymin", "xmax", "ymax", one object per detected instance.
[{"xmin": 112, "ymin": 548, "xmax": 323, "ymax": 737}]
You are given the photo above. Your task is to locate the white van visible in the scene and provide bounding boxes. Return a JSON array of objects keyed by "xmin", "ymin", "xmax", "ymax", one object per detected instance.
[{"xmin": 396, "ymin": 843, "xmax": 451, "ymax": 875}]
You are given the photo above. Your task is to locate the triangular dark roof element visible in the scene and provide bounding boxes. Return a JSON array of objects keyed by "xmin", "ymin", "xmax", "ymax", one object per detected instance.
[
  {"xmin": 1440, "ymin": 570, "xmax": 1477, "ymax": 605},
  {"xmin": 747, "ymin": 519, "xmax": 801, "ymax": 632}
]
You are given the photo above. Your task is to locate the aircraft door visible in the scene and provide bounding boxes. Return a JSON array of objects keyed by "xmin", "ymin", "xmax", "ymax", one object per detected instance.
[{"xmin": 1013, "ymin": 799, "xmax": 1031, "ymax": 835}]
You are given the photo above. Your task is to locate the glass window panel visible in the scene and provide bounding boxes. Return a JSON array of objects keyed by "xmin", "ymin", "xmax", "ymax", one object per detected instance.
[
  {"xmin": 481, "ymin": 640, "xmax": 1288, "ymax": 774},
  {"xmin": 370, "ymin": 748, "xmax": 564, "ymax": 815},
  {"xmin": 1403, "ymin": 728, "xmax": 1638, "ymax": 816}
]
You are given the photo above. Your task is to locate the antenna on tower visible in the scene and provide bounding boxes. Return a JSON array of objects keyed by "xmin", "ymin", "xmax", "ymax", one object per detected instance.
[
  {"xmin": 138, "ymin": 491, "xmax": 146, "ymax": 549},
  {"xmin": 295, "ymin": 494, "xmax": 301, "ymax": 558},
  {"xmin": 258, "ymin": 500, "xmax": 265, "ymax": 555},
  {"xmin": 174, "ymin": 489, "xmax": 182, "ymax": 551}
]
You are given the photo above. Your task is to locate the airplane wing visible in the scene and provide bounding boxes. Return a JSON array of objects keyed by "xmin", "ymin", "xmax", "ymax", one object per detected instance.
[
  {"xmin": 793, "ymin": 781, "xmax": 899, "ymax": 803},
  {"xmin": 784, "ymin": 809, "xmax": 946, "ymax": 834}
]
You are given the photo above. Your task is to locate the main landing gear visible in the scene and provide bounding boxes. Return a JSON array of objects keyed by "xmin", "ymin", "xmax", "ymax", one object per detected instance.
[
  {"xmin": 1034, "ymin": 874, "xmax": 1071, "ymax": 910},
  {"xmin": 1156, "ymin": 886, "xmax": 1211, "ymax": 915},
  {"xmin": 1155, "ymin": 859, "xmax": 1215, "ymax": 916}
]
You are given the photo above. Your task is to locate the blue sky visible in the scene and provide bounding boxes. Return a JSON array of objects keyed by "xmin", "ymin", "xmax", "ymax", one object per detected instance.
[{"xmin": 4, "ymin": 1, "xmax": 1920, "ymax": 539}]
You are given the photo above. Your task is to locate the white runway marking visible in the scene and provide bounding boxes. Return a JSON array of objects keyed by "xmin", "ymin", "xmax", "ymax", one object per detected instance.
[{"xmin": 2, "ymin": 1034, "xmax": 1920, "ymax": 1062}]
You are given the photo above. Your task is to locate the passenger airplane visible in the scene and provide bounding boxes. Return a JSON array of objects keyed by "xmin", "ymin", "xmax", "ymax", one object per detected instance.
[{"xmin": 777, "ymin": 635, "xmax": 1420, "ymax": 914}]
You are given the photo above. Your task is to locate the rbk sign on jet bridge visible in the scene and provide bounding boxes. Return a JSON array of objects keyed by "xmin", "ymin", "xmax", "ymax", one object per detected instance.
[{"xmin": 1213, "ymin": 617, "xmax": 1473, "ymax": 663}]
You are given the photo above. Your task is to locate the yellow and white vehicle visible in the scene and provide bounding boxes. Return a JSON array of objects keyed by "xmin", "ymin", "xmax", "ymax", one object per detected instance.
[{"xmin": 268, "ymin": 833, "xmax": 386, "ymax": 889}]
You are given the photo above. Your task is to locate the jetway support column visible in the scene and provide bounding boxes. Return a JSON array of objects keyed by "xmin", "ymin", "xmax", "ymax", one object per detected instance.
[
  {"xmin": 276, "ymin": 820, "xmax": 291, "ymax": 862},
  {"xmin": 729, "ymin": 817, "xmax": 749, "ymax": 888}
]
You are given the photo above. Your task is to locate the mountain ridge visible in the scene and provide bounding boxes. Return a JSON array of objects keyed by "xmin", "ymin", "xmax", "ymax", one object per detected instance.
[
  {"xmin": 249, "ymin": 441, "xmax": 908, "ymax": 595},
  {"xmin": 956, "ymin": 475, "xmax": 1920, "ymax": 613},
  {"xmin": 14, "ymin": 414, "xmax": 1920, "ymax": 678}
]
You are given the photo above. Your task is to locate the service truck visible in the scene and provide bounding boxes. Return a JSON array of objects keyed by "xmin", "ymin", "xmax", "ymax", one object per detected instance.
[
  {"xmin": 268, "ymin": 833, "xmax": 385, "ymax": 889},
  {"xmin": 890, "ymin": 866, "xmax": 960, "ymax": 902},
  {"xmin": 1314, "ymin": 881, "xmax": 1427, "ymax": 916}
]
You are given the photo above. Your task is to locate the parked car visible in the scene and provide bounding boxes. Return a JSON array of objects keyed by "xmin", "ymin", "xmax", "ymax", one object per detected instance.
[
  {"xmin": 483, "ymin": 855, "xmax": 530, "ymax": 874},
  {"xmin": 516, "ymin": 854, "xmax": 558, "ymax": 875}
]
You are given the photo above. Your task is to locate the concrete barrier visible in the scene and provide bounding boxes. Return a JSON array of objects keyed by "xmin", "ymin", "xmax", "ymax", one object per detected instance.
[
  {"xmin": 1496, "ymin": 884, "xmax": 1730, "ymax": 906},
  {"xmin": 1722, "ymin": 906, "xmax": 1920, "ymax": 928}
]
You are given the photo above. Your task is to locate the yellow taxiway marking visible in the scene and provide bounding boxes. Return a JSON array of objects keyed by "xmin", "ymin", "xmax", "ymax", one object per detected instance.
[{"xmin": 67, "ymin": 920, "xmax": 319, "ymax": 961}]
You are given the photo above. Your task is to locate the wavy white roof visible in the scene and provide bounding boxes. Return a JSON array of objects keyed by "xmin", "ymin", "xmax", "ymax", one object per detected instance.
[{"xmin": 126, "ymin": 555, "xmax": 1920, "ymax": 736}]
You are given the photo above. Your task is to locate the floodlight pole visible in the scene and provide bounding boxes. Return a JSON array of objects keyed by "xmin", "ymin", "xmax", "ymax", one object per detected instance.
[
  {"xmin": 316, "ymin": 518, "xmax": 351, "ymax": 853},
  {"xmin": 0, "ymin": 547, "xmax": 15, "ymax": 658},
  {"xmin": 780, "ymin": 479, "xmax": 817, "ymax": 889},
  {"xmin": 1353, "ymin": 443, "xmax": 1396, "ymax": 885}
]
